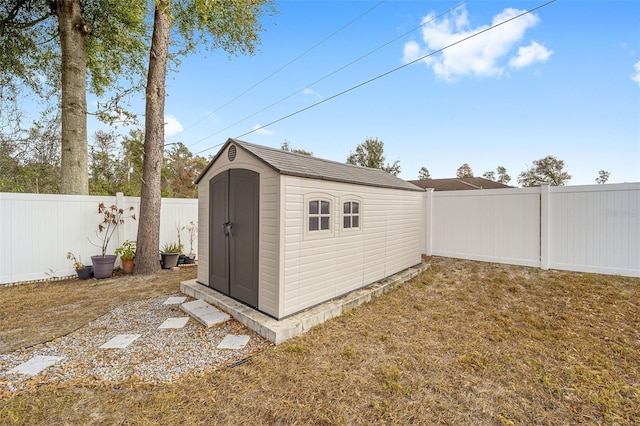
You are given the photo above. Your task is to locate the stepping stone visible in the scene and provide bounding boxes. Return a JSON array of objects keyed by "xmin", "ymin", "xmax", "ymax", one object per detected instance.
[
  {"xmin": 217, "ymin": 334, "xmax": 250, "ymax": 350},
  {"xmin": 7, "ymin": 355, "xmax": 63, "ymax": 376},
  {"xmin": 99, "ymin": 334, "xmax": 141, "ymax": 349},
  {"xmin": 181, "ymin": 299, "xmax": 230, "ymax": 328},
  {"xmin": 163, "ymin": 296, "xmax": 187, "ymax": 305},
  {"xmin": 158, "ymin": 317, "xmax": 189, "ymax": 329}
]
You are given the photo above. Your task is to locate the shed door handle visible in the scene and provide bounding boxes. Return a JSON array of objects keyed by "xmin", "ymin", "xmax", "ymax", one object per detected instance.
[{"xmin": 223, "ymin": 221, "xmax": 234, "ymax": 237}]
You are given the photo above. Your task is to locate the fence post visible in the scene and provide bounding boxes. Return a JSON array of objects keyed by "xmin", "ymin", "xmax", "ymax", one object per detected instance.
[
  {"xmin": 424, "ymin": 189, "xmax": 434, "ymax": 256},
  {"xmin": 540, "ymin": 183, "xmax": 550, "ymax": 270}
]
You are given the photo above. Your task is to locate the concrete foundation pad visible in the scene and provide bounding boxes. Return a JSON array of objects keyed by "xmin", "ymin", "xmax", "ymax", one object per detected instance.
[
  {"xmin": 181, "ymin": 299, "xmax": 230, "ymax": 328},
  {"xmin": 181, "ymin": 262, "xmax": 429, "ymax": 344},
  {"xmin": 7, "ymin": 355, "xmax": 63, "ymax": 376}
]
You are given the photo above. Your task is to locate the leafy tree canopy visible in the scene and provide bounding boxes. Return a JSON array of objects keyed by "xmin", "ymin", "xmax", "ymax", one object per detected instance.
[
  {"xmin": 347, "ymin": 137, "xmax": 401, "ymax": 176},
  {"xmin": 517, "ymin": 155, "xmax": 571, "ymax": 187},
  {"xmin": 595, "ymin": 170, "xmax": 610, "ymax": 184},
  {"xmin": 0, "ymin": 0, "xmax": 149, "ymax": 102},
  {"xmin": 483, "ymin": 166, "xmax": 511, "ymax": 184},
  {"xmin": 281, "ymin": 140, "xmax": 312, "ymax": 156},
  {"xmin": 418, "ymin": 166, "xmax": 431, "ymax": 180},
  {"xmin": 456, "ymin": 163, "xmax": 473, "ymax": 178}
]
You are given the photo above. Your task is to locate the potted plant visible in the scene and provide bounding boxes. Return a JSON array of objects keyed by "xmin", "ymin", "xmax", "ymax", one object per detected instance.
[
  {"xmin": 184, "ymin": 220, "xmax": 197, "ymax": 264},
  {"xmin": 160, "ymin": 242, "xmax": 182, "ymax": 269},
  {"xmin": 115, "ymin": 240, "xmax": 136, "ymax": 274},
  {"xmin": 176, "ymin": 223, "xmax": 187, "ymax": 265},
  {"xmin": 67, "ymin": 252, "xmax": 93, "ymax": 280},
  {"xmin": 90, "ymin": 202, "xmax": 136, "ymax": 279}
]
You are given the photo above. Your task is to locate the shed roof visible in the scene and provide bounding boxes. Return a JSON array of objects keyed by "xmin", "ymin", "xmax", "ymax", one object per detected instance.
[
  {"xmin": 407, "ymin": 177, "xmax": 513, "ymax": 191},
  {"xmin": 196, "ymin": 139, "xmax": 424, "ymax": 192}
]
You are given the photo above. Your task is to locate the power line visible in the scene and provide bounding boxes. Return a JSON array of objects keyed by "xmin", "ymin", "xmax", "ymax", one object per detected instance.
[
  {"xmin": 179, "ymin": 0, "xmax": 387, "ymax": 137},
  {"xmin": 195, "ymin": 0, "xmax": 556, "ymax": 156},
  {"xmin": 190, "ymin": 0, "xmax": 469, "ymax": 148}
]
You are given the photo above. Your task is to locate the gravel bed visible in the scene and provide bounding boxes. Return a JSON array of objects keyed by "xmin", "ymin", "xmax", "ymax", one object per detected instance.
[{"xmin": 0, "ymin": 294, "xmax": 271, "ymax": 393}]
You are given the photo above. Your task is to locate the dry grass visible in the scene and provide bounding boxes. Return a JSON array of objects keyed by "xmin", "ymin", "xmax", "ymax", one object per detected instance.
[
  {"xmin": 1, "ymin": 257, "xmax": 639, "ymax": 425},
  {"xmin": 0, "ymin": 267, "xmax": 196, "ymax": 353}
]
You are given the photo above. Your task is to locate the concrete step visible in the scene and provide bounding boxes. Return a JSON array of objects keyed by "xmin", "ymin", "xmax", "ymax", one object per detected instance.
[{"xmin": 181, "ymin": 299, "xmax": 230, "ymax": 328}]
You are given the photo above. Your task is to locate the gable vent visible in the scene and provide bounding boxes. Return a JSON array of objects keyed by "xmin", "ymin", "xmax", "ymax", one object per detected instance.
[{"xmin": 228, "ymin": 144, "xmax": 237, "ymax": 161}]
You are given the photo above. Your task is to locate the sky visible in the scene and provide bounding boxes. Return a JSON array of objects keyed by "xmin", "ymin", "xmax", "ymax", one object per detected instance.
[{"xmin": 88, "ymin": 0, "xmax": 640, "ymax": 186}]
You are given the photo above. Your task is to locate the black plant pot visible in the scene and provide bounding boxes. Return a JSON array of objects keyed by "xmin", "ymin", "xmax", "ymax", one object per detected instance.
[
  {"xmin": 76, "ymin": 266, "xmax": 93, "ymax": 280},
  {"xmin": 160, "ymin": 253, "xmax": 179, "ymax": 269}
]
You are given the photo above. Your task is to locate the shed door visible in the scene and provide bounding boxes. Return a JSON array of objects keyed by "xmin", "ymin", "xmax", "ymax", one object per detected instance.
[{"xmin": 209, "ymin": 169, "xmax": 259, "ymax": 308}]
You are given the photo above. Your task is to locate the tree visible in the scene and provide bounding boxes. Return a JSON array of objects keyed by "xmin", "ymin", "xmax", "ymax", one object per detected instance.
[
  {"xmin": 346, "ymin": 137, "xmax": 401, "ymax": 176},
  {"xmin": 0, "ymin": 1, "xmax": 148, "ymax": 194},
  {"xmin": 595, "ymin": 170, "xmax": 610, "ymax": 184},
  {"xmin": 517, "ymin": 155, "xmax": 571, "ymax": 187},
  {"xmin": 162, "ymin": 143, "xmax": 208, "ymax": 198},
  {"xmin": 134, "ymin": 0, "xmax": 275, "ymax": 275},
  {"xmin": 456, "ymin": 163, "xmax": 473, "ymax": 178},
  {"xmin": 482, "ymin": 166, "xmax": 511, "ymax": 184},
  {"xmin": 418, "ymin": 167, "xmax": 431, "ymax": 180},
  {"xmin": 496, "ymin": 166, "xmax": 511, "ymax": 185},
  {"xmin": 120, "ymin": 129, "xmax": 146, "ymax": 197},
  {"xmin": 0, "ymin": 108, "xmax": 61, "ymax": 194},
  {"xmin": 88, "ymin": 131, "xmax": 125, "ymax": 196},
  {"xmin": 281, "ymin": 140, "xmax": 312, "ymax": 156},
  {"xmin": 482, "ymin": 171, "xmax": 495, "ymax": 181}
]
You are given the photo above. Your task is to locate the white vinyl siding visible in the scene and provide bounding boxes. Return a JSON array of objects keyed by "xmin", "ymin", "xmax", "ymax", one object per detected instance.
[{"xmin": 281, "ymin": 175, "xmax": 422, "ymax": 317}]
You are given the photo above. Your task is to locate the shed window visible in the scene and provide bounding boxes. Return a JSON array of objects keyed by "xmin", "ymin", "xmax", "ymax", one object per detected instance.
[
  {"xmin": 309, "ymin": 200, "xmax": 331, "ymax": 231},
  {"xmin": 343, "ymin": 201, "xmax": 360, "ymax": 229}
]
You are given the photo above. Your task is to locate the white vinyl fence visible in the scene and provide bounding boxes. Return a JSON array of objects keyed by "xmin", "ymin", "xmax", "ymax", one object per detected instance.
[
  {"xmin": 0, "ymin": 192, "xmax": 198, "ymax": 284},
  {"xmin": 423, "ymin": 183, "xmax": 640, "ymax": 277}
]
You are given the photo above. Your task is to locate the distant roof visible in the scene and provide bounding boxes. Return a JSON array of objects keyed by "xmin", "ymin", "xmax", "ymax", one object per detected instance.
[
  {"xmin": 407, "ymin": 177, "xmax": 513, "ymax": 191},
  {"xmin": 196, "ymin": 139, "xmax": 424, "ymax": 192}
]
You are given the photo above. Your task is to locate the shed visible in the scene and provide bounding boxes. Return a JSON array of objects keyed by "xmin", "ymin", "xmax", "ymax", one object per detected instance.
[{"xmin": 194, "ymin": 139, "xmax": 424, "ymax": 320}]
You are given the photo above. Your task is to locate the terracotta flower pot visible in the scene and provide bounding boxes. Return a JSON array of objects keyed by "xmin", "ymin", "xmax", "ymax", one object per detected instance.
[{"xmin": 122, "ymin": 258, "xmax": 134, "ymax": 274}]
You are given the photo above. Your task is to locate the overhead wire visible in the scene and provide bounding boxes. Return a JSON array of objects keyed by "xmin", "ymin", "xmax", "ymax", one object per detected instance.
[
  {"xmin": 195, "ymin": 0, "xmax": 556, "ymax": 156},
  {"xmin": 189, "ymin": 0, "xmax": 470, "ymax": 149},
  {"xmin": 177, "ymin": 0, "xmax": 388, "ymax": 136}
]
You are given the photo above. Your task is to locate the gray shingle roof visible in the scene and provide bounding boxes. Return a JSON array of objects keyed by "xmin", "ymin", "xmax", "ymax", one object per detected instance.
[
  {"xmin": 196, "ymin": 139, "xmax": 423, "ymax": 192},
  {"xmin": 408, "ymin": 177, "xmax": 513, "ymax": 191}
]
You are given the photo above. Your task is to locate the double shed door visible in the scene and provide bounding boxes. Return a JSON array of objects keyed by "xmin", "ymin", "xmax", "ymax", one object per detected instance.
[{"xmin": 209, "ymin": 169, "xmax": 259, "ymax": 309}]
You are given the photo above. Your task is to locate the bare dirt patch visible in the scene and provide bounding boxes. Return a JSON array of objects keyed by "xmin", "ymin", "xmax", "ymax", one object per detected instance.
[{"xmin": 1, "ymin": 258, "xmax": 638, "ymax": 425}]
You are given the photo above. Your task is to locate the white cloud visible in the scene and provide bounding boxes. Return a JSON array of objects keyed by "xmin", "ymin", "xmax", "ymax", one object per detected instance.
[
  {"xmin": 164, "ymin": 115, "xmax": 183, "ymax": 137},
  {"xmin": 253, "ymin": 124, "xmax": 275, "ymax": 135},
  {"xmin": 632, "ymin": 61, "xmax": 640, "ymax": 85},
  {"xmin": 303, "ymin": 88, "xmax": 322, "ymax": 99},
  {"xmin": 404, "ymin": 6, "xmax": 546, "ymax": 80},
  {"xmin": 509, "ymin": 41, "xmax": 553, "ymax": 68}
]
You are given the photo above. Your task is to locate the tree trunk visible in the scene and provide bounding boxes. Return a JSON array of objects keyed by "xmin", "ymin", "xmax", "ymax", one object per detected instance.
[
  {"xmin": 57, "ymin": 0, "xmax": 89, "ymax": 194},
  {"xmin": 135, "ymin": 1, "xmax": 171, "ymax": 275}
]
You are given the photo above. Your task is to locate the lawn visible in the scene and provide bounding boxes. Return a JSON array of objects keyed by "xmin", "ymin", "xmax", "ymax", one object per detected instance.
[{"xmin": 1, "ymin": 257, "xmax": 638, "ymax": 425}]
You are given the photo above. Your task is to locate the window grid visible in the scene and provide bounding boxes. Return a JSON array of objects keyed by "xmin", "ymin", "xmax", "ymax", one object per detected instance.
[
  {"xmin": 343, "ymin": 201, "xmax": 360, "ymax": 229},
  {"xmin": 309, "ymin": 200, "xmax": 331, "ymax": 231}
]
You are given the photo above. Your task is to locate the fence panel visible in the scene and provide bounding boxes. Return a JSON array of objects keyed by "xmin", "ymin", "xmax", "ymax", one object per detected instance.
[
  {"xmin": 429, "ymin": 188, "xmax": 541, "ymax": 267},
  {"xmin": 549, "ymin": 183, "xmax": 640, "ymax": 276},
  {"xmin": 0, "ymin": 193, "xmax": 197, "ymax": 285}
]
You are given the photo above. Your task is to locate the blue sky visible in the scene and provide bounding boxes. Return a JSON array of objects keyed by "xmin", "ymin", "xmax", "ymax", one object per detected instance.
[{"xmin": 92, "ymin": 0, "xmax": 640, "ymax": 185}]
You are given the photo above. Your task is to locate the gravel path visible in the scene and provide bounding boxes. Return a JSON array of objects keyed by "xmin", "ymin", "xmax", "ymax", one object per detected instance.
[{"xmin": 0, "ymin": 294, "xmax": 270, "ymax": 393}]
